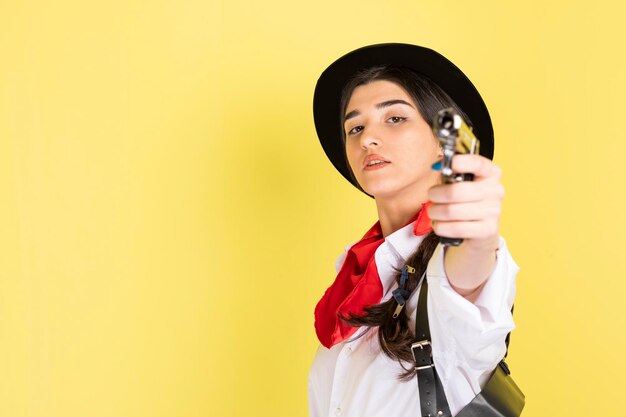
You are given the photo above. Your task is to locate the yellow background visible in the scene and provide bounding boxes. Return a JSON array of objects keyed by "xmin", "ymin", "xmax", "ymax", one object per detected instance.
[{"xmin": 1, "ymin": 0, "xmax": 625, "ymax": 416}]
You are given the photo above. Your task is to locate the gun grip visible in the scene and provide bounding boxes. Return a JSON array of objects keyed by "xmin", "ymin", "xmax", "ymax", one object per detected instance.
[
  {"xmin": 451, "ymin": 172, "xmax": 475, "ymax": 182},
  {"xmin": 439, "ymin": 172, "xmax": 475, "ymax": 246}
]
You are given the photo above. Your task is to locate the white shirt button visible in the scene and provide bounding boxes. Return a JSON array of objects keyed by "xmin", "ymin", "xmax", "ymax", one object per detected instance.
[{"xmin": 334, "ymin": 406, "xmax": 342, "ymax": 416}]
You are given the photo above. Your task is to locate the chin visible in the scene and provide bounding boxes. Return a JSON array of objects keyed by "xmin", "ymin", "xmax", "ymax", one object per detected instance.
[
  {"xmin": 360, "ymin": 180, "xmax": 405, "ymax": 199},
  {"xmin": 362, "ymin": 175, "xmax": 432, "ymax": 200}
]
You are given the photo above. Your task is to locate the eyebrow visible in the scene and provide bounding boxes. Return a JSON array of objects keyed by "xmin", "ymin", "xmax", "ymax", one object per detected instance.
[{"xmin": 344, "ymin": 99, "xmax": 415, "ymax": 123}]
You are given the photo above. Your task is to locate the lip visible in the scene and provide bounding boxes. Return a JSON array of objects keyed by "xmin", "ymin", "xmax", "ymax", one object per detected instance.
[{"xmin": 362, "ymin": 154, "xmax": 391, "ymax": 170}]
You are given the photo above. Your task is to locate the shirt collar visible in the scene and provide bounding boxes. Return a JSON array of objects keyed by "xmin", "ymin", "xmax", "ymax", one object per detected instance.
[
  {"xmin": 379, "ymin": 200, "xmax": 433, "ymax": 261},
  {"xmin": 384, "ymin": 220, "xmax": 427, "ymax": 262}
]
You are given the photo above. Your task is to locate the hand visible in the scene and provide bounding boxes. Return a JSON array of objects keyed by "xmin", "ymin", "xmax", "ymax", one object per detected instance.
[{"xmin": 427, "ymin": 154, "xmax": 505, "ymax": 249}]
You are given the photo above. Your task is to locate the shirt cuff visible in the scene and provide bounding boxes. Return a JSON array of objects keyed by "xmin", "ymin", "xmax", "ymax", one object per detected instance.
[
  {"xmin": 426, "ymin": 235, "xmax": 518, "ymax": 368},
  {"xmin": 427, "ymin": 236, "xmax": 517, "ymax": 327}
]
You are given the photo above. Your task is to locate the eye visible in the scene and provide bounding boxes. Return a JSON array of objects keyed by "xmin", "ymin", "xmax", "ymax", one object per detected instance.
[
  {"xmin": 347, "ymin": 125, "xmax": 363, "ymax": 136},
  {"xmin": 387, "ymin": 116, "xmax": 407, "ymax": 124}
]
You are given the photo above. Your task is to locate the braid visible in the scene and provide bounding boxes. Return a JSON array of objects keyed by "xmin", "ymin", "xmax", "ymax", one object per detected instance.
[{"xmin": 341, "ymin": 232, "xmax": 440, "ymax": 380}]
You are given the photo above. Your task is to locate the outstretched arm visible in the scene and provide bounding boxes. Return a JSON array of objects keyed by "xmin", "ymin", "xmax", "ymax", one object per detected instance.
[{"xmin": 427, "ymin": 154, "xmax": 505, "ymax": 302}]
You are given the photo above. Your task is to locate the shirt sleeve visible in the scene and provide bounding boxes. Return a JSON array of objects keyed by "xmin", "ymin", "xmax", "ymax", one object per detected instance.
[{"xmin": 425, "ymin": 235, "xmax": 519, "ymax": 400}]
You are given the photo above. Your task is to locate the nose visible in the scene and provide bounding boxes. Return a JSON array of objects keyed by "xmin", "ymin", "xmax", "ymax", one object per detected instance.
[{"xmin": 360, "ymin": 125, "xmax": 381, "ymax": 149}]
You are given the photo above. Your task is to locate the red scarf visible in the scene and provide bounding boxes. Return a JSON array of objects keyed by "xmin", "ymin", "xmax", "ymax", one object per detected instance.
[{"xmin": 314, "ymin": 201, "xmax": 434, "ymax": 348}]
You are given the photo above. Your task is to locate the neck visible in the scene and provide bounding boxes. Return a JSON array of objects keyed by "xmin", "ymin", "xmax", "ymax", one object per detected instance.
[{"xmin": 375, "ymin": 182, "xmax": 434, "ymax": 238}]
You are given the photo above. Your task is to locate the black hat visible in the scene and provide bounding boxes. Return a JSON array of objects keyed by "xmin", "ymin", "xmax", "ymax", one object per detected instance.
[{"xmin": 313, "ymin": 43, "xmax": 494, "ymax": 196}]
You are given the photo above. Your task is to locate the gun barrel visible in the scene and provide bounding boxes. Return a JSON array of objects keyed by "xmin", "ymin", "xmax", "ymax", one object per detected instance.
[{"xmin": 433, "ymin": 108, "xmax": 480, "ymax": 155}]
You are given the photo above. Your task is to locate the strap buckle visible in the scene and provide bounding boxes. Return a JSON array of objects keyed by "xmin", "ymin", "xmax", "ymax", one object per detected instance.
[{"xmin": 411, "ymin": 340, "xmax": 434, "ymax": 370}]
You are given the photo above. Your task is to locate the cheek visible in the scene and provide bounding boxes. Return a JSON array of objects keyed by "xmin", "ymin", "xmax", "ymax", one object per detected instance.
[
  {"xmin": 344, "ymin": 143, "xmax": 359, "ymax": 164},
  {"xmin": 395, "ymin": 137, "xmax": 440, "ymax": 170},
  {"xmin": 344, "ymin": 144, "xmax": 359, "ymax": 172}
]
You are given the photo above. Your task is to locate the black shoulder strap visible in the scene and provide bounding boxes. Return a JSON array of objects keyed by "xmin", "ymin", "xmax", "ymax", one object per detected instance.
[
  {"xmin": 413, "ymin": 279, "xmax": 515, "ymax": 416},
  {"xmin": 412, "ymin": 278, "xmax": 451, "ymax": 417},
  {"xmin": 504, "ymin": 304, "xmax": 513, "ymax": 358}
]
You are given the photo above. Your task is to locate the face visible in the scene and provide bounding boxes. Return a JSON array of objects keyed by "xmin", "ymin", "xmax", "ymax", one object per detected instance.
[{"xmin": 343, "ymin": 79, "xmax": 443, "ymax": 199}]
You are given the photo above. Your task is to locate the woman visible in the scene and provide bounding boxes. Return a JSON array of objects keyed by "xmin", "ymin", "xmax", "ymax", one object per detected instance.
[{"xmin": 309, "ymin": 44, "xmax": 519, "ymax": 417}]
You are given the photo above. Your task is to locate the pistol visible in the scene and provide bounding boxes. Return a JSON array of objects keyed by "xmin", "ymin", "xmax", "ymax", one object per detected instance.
[{"xmin": 432, "ymin": 108, "xmax": 480, "ymax": 247}]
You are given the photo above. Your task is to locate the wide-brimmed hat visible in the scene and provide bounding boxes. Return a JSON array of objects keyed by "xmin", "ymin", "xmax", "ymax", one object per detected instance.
[{"xmin": 312, "ymin": 43, "xmax": 494, "ymax": 196}]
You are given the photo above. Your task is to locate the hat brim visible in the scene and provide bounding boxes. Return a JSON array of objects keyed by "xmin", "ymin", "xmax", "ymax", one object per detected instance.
[{"xmin": 313, "ymin": 43, "xmax": 494, "ymax": 197}]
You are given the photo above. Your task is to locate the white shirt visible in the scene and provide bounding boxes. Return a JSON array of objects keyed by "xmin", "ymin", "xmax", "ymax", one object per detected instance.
[{"xmin": 308, "ymin": 219, "xmax": 519, "ymax": 417}]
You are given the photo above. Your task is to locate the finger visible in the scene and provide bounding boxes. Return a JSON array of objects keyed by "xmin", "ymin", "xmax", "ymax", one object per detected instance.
[
  {"xmin": 427, "ymin": 201, "xmax": 501, "ymax": 222},
  {"xmin": 431, "ymin": 219, "xmax": 499, "ymax": 240},
  {"xmin": 450, "ymin": 154, "xmax": 502, "ymax": 181},
  {"xmin": 428, "ymin": 181, "xmax": 505, "ymax": 204}
]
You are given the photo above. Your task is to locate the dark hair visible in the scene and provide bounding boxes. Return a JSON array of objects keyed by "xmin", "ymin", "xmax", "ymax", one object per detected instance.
[{"xmin": 338, "ymin": 65, "xmax": 473, "ymax": 379}]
